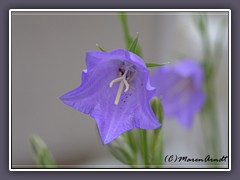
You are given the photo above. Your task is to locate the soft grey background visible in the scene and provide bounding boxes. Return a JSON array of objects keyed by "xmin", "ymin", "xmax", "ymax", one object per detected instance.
[{"xmin": 11, "ymin": 11, "xmax": 229, "ymax": 168}]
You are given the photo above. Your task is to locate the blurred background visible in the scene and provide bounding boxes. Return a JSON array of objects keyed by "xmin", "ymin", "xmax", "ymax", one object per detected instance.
[{"xmin": 11, "ymin": 11, "xmax": 229, "ymax": 168}]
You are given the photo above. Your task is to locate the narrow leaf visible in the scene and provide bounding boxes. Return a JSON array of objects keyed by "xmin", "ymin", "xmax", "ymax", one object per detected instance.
[
  {"xmin": 128, "ymin": 32, "xmax": 139, "ymax": 54},
  {"xmin": 29, "ymin": 134, "xmax": 57, "ymax": 168},
  {"xmin": 96, "ymin": 43, "xmax": 106, "ymax": 52},
  {"xmin": 118, "ymin": 12, "xmax": 142, "ymax": 57},
  {"xmin": 108, "ymin": 144, "xmax": 133, "ymax": 165},
  {"xmin": 108, "ymin": 145, "xmax": 128, "ymax": 165}
]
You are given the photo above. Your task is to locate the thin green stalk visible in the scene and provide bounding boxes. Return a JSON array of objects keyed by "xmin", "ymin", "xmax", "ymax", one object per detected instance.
[
  {"xmin": 156, "ymin": 129, "xmax": 164, "ymax": 167},
  {"xmin": 119, "ymin": 12, "xmax": 131, "ymax": 49},
  {"xmin": 139, "ymin": 129, "xmax": 149, "ymax": 167},
  {"xmin": 194, "ymin": 14, "xmax": 222, "ymax": 167},
  {"xmin": 203, "ymin": 82, "xmax": 221, "ymax": 166},
  {"xmin": 126, "ymin": 131, "xmax": 137, "ymax": 154},
  {"xmin": 150, "ymin": 98, "xmax": 164, "ymax": 167},
  {"xmin": 151, "ymin": 132, "xmax": 159, "ymax": 164},
  {"xmin": 150, "ymin": 130, "xmax": 164, "ymax": 167},
  {"xmin": 214, "ymin": 17, "xmax": 228, "ymax": 73},
  {"xmin": 122, "ymin": 131, "xmax": 138, "ymax": 165},
  {"xmin": 118, "ymin": 12, "xmax": 142, "ymax": 57}
]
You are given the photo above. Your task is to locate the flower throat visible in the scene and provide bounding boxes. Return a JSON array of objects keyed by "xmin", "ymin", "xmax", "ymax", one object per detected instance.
[{"xmin": 109, "ymin": 66, "xmax": 136, "ymax": 105}]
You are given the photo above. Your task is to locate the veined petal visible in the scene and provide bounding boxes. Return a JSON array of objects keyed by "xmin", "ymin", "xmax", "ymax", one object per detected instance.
[
  {"xmin": 169, "ymin": 90, "xmax": 202, "ymax": 127},
  {"xmin": 60, "ymin": 59, "xmax": 123, "ymax": 114},
  {"xmin": 86, "ymin": 49, "xmax": 147, "ymax": 71},
  {"xmin": 91, "ymin": 72, "xmax": 160, "ymax": 144},
  {"xmin": 109, "ymin": 49, "xmax": 148, "ymax": 73},
  {"xmin": 85, "ymin": 50, "xmax": 109, "ymax": 70}
]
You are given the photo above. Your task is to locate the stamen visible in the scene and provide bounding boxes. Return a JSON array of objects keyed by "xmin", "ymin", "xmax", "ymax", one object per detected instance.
[
  {"xmin": 128, "ymin": 71, "xmax": 137, "ymax": 82},
  {"xmin": 109, "ymin": 68, "xmax": 136, "ymax": 105},
  {"xmin": 123, "ymin": 79, "xmax": 129, "ymax": 93},
  {"xmin": 114, "ymin": 80, "xmax": 124, "ymax": 105}
]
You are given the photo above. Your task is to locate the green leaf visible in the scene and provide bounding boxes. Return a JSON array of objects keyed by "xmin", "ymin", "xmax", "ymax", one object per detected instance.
[
  {"xmin": 96, "ymin": 43, "xmax": 106, "ymax": 52},
  {"xmin": 29, "ymin": 134, "xmax": 57, "ymax": 168},
  {"xmin": 123, "ymin": 130, "xmax": 137, "ymax": 154},
  {"xmin": 108, "ymin": 144, "xmax": 134, "ymax": 165},
  {"xmin": 128, "ymin": 32, "xmax": 139, "ymax": 54},
  {"xmin": 118, "ymin": 12, "xmax": 142, "ymax": 57},
  {"xmin": 129, "ymin": 35, "xmax": 142, "ymax": 57},
  {"xmin": 145, "ymin": 62, "xmax": 170, "ymax": 68},
  {"xmin": 108, "ymin": 145, "xmax": 128, "ymax": 165}
]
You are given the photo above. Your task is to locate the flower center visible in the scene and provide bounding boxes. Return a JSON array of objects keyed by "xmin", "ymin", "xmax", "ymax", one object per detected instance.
[{"xmin": 109, "ymin": 67, "xmax": 136, "ymax": 105}]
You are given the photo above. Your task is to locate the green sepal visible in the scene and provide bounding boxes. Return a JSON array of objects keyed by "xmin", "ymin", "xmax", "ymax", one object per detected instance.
[
  {"xmin": 128, "ymin": 34, "xmax": 143, "ymax": 57},
  {"xmin": 118, "ymin": 12, "xmax": 142, "ymax": 57},
  {"xmin": 96, "ymin": 43, "xmax": 106, "ymax": 52},
  {"xmin": 145, "ymin": 62, "xmax": 170, "ymax": 68},
  {"xmin": 29, "ymin": 134, "xmax": 57, "ymax": 168},
  {"xmin": 128, "ymin": 32, "xmax": 139, "ymax": 54}
]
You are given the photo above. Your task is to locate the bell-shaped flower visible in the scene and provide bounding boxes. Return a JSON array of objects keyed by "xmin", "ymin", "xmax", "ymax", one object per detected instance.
[
  {"xmin": 60, "ymin": 49, "xmax": 160, "ymax": 144},
  {"xmin": 150, "ymin": 60, "xmax": 205, "ymax": 128}
]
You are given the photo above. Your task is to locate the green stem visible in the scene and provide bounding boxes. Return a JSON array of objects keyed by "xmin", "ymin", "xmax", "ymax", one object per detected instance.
[
  {"xmin": 201, "ymin": 81, "xmax": 221, "ymax": 167},
  {"xmin": 158, "ymin": 129, "xmax": 164, "ymax": 167},
  {"xmin": 194, "ymin": 14, "xmax": 222, "ymax": 167},
  {"xmin": 151, "ymin": 132, "xmax": 159, "ymax": 164},
  {"xmin": 150, "ymin": 98, "xmax": 164, "ymax": 167},
  {"xmin": 139, "ymin": 129, "xmax": 149, "ymax": 167},
  {"xmin": 124, "ymin": 131, "xmax": 138, "ymax": 165},
  {"xmin": 126, "ymin": 131, "xmax": 137, "ymax": 153},
  {"xmin": 150, "ymin": 130, "xmax": 164, "ymax": 168},
  {"xmin": 214, "ymin": 17, "xmax": 228, "ymax": 73},
  {"xmin": 119, "ymin": 12, "xmax": 131, "ymax": 49}
]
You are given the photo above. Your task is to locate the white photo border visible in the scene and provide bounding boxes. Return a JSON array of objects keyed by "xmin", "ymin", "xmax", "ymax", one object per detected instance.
[{"xmin": 9, "ymin": 9, "xmax": 231, "ymax": 171}]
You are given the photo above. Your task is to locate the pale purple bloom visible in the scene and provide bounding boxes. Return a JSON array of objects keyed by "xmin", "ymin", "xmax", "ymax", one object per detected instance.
[
  {"xmin": 150, "ymin": 60, "xmax": 205, "ymax": 128},
  {"xmin": 60, "ymin": 49, "xmax": 160, "ymax": 144}
]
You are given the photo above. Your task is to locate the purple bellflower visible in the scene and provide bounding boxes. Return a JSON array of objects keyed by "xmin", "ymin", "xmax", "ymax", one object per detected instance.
[
  {"xmin": 60, "ymin": 49, "xmax": 160, "ymax": 144},
  {"xmin": 150, "ymin": 60, "xmax": 205, "ymax": 128}
]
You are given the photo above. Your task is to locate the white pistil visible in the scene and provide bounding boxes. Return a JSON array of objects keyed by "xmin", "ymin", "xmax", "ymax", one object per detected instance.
[
  {"xmin": 114, "ymin": 80, "xmax": 125, "ymax": 105},
  {"xmin": 109, "ymin": 69, "xmax": 132, "ymax": 105},
  {"xmin": 109, "ymin": 77, "xmax": 123, "ymax": 88}
]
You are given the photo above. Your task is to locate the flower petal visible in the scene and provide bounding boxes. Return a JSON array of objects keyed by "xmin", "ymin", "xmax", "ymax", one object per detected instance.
[
  {"xmin": 175, "ymin": 90, "xmax": 205, "ymax": 128},
  {"xmin": 85, "ymin": 50, "xmax": 109, "ymax": 70},
  {"xmin": 150, "ymin": 60, "xmax": 205, "ymax": 128},
  {"xmin": 60, "ymin": 59, "xmax": 123, "ymax": 114},
  {"xmin": 173, "ymin": 60, "xmax": 204, "ymax": 89},
  {"xmin": 91, "ymin": 72, "xmax": 160, "ymax": 144}
]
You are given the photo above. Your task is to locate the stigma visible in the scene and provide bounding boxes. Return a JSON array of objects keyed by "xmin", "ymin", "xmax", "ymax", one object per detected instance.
[{"xmin": 109, "ymin": 67, "xmax": 136, "ymax": 105}]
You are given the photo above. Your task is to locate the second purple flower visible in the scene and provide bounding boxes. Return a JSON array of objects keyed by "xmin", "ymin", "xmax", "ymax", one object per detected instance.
[{"xmin": 150, "ymin": 60, "xmax": 205, "ymax": 128}]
